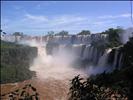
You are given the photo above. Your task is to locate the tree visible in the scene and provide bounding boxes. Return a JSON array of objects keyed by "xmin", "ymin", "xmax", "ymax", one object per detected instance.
[
  {"xmin": 69, "ymin": 75, "xmax": 128, "ymax": 100},
  {"xmin": 102, "ymin": 28, "xmax": 124, "ymax": 47},
  {"xmin": 13, "ymin": 32, "xmax": 22, "ymax": 36},
  {"xmin": 13, "ymin": 32, "xmax": 23, "ymax": 42},
  {"xmin": 77, "ymin": 30, "xmax": 91, "ymax": 35},
  {"xmin": 55, "ymin": 30, "xmax": 69, "ymax": 36},
  {"xmin": 47, "ymin": 31, "xmax": 54, "ymax": 36}
]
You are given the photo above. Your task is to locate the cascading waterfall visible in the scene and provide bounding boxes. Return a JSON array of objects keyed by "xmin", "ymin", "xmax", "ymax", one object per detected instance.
[
  {"xmin": 88, "ymin": 46, "xmax": 94, "ymax": 61},
  {"xmin": 82, "ymin": 45, "xmax": 90, "ymax": 60},
  {"xmin": 93, "ymin": 48, "xmax": 98, "ymax": 64},
  {"xmin": 118, "ymin": 53, "xmax": 123, "ymax": 69},
  {"xmin": 112, "ymin": 50, "xmax": 119, "ymax": 70},
  {"xmin": 98, "ymin": 49, "xmax": 112, "ymax": 67},
  {"xmin": 71, "ymin": 44, "xmax": 83, "ymax": 57},
  {"xmin": 30, "ymin": 42, "xmax": 86, "ymax": 80},
  {"xmin": 16, "ymin": 34, "xmax": 124, "ymax": 76}
]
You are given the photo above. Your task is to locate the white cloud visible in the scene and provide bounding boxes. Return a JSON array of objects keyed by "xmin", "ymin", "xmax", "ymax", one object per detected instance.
[
  {"xmin": 98, "ymin": 13, "xmax": 131, "ymax": 19},
  {"xmin": 51, "ymin": 15, "xmax": 87, "ymax": 26},
  {"xmin": 2, "ymin": 13, "xmax": 129, "ymax": 34},
  {"xmin": 93, "ymin": 20, "xmax": 113, "ymax": 26},
  {"xmin": 23, "ymin": 13, "xmax": 88, "ymax": 28},
  {"xmin": 25, "ymin": 14, "xmax": 48, "ymax": 22},
  {"xmin": 121, "ymin": 13, "xmax": 130, "ymax": 17}
]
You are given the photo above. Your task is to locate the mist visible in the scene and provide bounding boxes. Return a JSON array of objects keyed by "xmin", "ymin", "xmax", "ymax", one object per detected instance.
[
  {"xmin": 121, "ymin": 27, "xmax": 133, "ymax": 44},
  {"xmin": 20, "ymin": 41, "xmax": 86, "ymax": 80},
  {"xmin": 17, "ymin": 39, "xmax": 115, "ymax": 80}
]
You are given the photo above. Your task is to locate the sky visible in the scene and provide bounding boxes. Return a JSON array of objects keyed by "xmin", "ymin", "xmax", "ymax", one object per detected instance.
[{"xmin": 1, "ymin": 1, "xmax": 133, "ymax": 35}]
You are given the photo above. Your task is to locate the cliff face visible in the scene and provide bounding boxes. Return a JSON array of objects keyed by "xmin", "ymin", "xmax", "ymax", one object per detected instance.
[
  {"xmin": 1, "ymin": 41, "xmax": 38, "ymax": 84},
  {"xmin": 107, "ymin": 37, "xmax": 133, "ymax": 70}
]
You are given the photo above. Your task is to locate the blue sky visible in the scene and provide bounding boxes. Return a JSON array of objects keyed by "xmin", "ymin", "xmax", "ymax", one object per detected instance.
[{"xmin": 1, "ymin": 1, "xmax": 133, "ymax": 35}]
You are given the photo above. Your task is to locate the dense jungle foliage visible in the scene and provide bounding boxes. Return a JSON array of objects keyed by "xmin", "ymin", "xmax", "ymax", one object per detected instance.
[{"xmin": 1, "ymin": 40, "xmax": 37, "ymax": 84}]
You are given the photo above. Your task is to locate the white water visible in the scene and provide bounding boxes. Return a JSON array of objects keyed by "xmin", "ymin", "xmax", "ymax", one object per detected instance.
[
  {"xmin": 112, "ymin": 50, "xmax": 119, "ymax": 70},
  {"xmin": 84, "ymin": 49, "xmax": 112, "ymax": 75},
  {"xmin": 83, "ymin": 45, "xmax": 90, "ymax": 59},
  {"xmin": 118, "ymin": 53, "xmax": 123, "ymax": 69},
  {"xmin": 93, "ymin": 48, "xmax": 98, "ymax": 64},
  {"xmin": 88, "ymin": 46, "xmax": 94, "ymax": 61},
  {"xmin": 29, "ymin": 42, "xmax": 86, "ymax": 80},
  {"xmin": 121, "ymin": 27, "xmax": 133, "ymax": 44},
  {"xmin": 17, "ymin": 35, "xmax": 123, "ymax": 78},
  {"xmin": 98, "ymin": 49, "xmax": 112, "ymax": 67}
]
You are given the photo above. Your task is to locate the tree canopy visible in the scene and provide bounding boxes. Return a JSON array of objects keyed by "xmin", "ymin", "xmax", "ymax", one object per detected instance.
[
  {"xmin": 101, "ymin": 28, "xmax": 124, "ymax": 47},
  {"xmin": 13, "ymin": 32, "xmax": 24, "ymax": 37},
  {"xmin": 47, "ymin": 31, "xmax": 55, "ymax": 36},
  {"xmin": 77, "ymin": 30, "xmax": 91, "ymax": 35},
  {"xmin": 55, "ymin": 30, "xmax": 69, "ymax": 36}
]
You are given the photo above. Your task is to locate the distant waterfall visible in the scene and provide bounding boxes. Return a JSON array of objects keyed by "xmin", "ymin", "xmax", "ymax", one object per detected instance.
[
  {"xmin": 98, "ymin": 49, "xmax": 112, "ymax": 67},
  {"xmin": 80, "ymin": 45, "xmax": 86, "ymax": 57},
  {"xmin": 93, "ymin": 48, "xmax": 98, "ymax": 64},
  {"xmin": 43, "ymin": 34, "xmax": 125, "ymax": 70},
  {"xmin": 83, "ymin": 45, "xmax": 91, "ymax": 59},
  {"xmin": 88, "ymin": 46, "xmax": 94, "ymax": 61},
  {"xmin": 71, "ymin": 44, "xmax": 81, "ymax": 57},
  {"xmin": 118, "ymin": 53, "xmax": 123, "ymax": 69},
  {"xmin": 112, "ymin": 50, "xmax": 119, "ymax": 69},
  {"xmin": 46, "ymin": 41, "xmax": 124, "ymax": 70}
]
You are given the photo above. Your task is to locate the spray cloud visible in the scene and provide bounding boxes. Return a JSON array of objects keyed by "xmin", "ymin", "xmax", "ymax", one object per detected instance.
[
  {"xmin": 121, "ymin": 27, "xmax": 133, "ymax": 44},
  {"xmin": 22, "ymin": 40, "xmax": 86, "ymax": 80}
]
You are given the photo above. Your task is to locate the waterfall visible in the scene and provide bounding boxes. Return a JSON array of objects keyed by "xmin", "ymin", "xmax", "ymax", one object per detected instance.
[
  {"xmin": 58, "ymin": 45, "xmax": 63, "ymax": 53},
  {"xmin": 40, "ymin": 35, "xmax": 116, "ymax": 69},
  {"xmin": 97, "ymin": 49, "xmax": 112, "ymax": 67},
  {"xmin": 97, "ymin": 51, "xmax": 103, "ymax": 64},
  {"xmin": 93, "ymin": 48, "xmax": 98, "ymax": 64},
  {"xmin": 52, "ymin": 46, "xmax": 59, "ymax": 55},
  {"xmin": 83, "ymin": 45, "xmax": 90, "ymax": 59},
  {"xmin": 91, "ymin": 47, "xmax": 96, "ymax": 62},
  {"xmin": 45, "ymin": 35, "xmax": 104, "ymax": 45},
  {"xmin": 72, "ymin": 44, "xmax": 83, "ymax": 57},
  {"xmin": 29, "ymin": 42, "xmax": 86, "ymax": 80},
  {"xmin": 88, "ymin": 46, "xmax": 94, "ymax": 61},
  {"xmin": 118, "ymin": 53, "xmax": 123, "ymax": 69},
  {"xmin": 112, "ymin": 50, "xmax": 119, "ymax": 69},
  {"xmin": 80, "ymin": 45, "xmax": 86, "ymax": 57}
]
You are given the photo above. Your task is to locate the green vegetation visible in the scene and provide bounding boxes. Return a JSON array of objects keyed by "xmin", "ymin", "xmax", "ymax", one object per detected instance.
[
  {"xmin": 77, "ymin": 30, "xmax": 91, "ymax": 35},
  {"xmin": 47, "ymin": 31, "xmax": 55, "ymax": 36},
  {"xmin": 69, "ymin": 75, "xmax": 128, "ymax": 100},
  {"xmin": 12, "ymin": 32, "xmax": 24, "ymax": 42},
  {"xmin": 55, "ymin": 30, "xmax": 69, "ymax": 36},
  {"xmin": 101, "ymin": 27, "xmax": 123, "ymax": 48},
  {"xmin": 45, "ymin": 30, "xmax": 69, "ymax": 36},
  {"xmin": 90, "ymin": 27, "xmax": 124, "ymax": 51},
  {"xmin": 1, "ymin": 40, "xmax": 23, "ymax": 48},
  {"xmin": 1, "ymin": 40, "xmax": 37, "ymax": 84}
]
